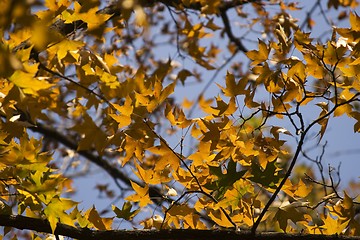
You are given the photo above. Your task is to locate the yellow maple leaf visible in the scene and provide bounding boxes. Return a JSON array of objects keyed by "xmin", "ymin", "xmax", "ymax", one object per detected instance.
[
  {"xmin": 44, "ymin": 197, "xmax": 77, "ymax": 233},
  {"xmin": 9, "ymin": 69, "xmax": 54, "ymax": 95},
  {"xmin": 147, "ymin": 143, "xmax": 180, "ymax": 171},
  {"xmin": 283, "ymin": 179, "xmax": 312, "ymax": 198},
  {"xmin": 218, "ymin": 72, "xmax": 247, "ymax": 97},
  {"xmin": 165, "ymin": 104, "xmax": 192, "ymax": 128},
  {"xmin": 45, "ymin": 0, "xmax": 71, "ymax": 12},
  {"xmin": 110, "ymin": 97, "xmax": 133, "ymax": 128},
  {"xmin": 287, "ymin": 61, "xmax": 306, "ymax": 81},
  {"xmin": 72, "ymin": 114, "xmax": 108, "ymax": 153},
  {"xmin": 321, "ymin": 215, "xmax": 350, "ymax": 235},
  {"xmin": 86, "ymin": 206, "xmax": 113, "ymax": 230},
  {"xmin": 208, "ymin": 208, "xmax": 234, "ymax": 228},
  {"xmin": 334, "ymin": 103, "xmax": 352, "ymax": 117},
  {"xmin": 69, "ymin": 2, "xmax": 112, "ymax": 31},
  {"xmin": 125, "ymin": 181, "xmax": 152, "ymax": 207},
  {"xmin": 49, "ymin": 39, "xmax": 84, "ymax": 61},
  {"xmin": 349, "ymin": 12, "xmax": 360, "ymax": 31},
  {"xmin": 246, "ymin": 40, "xmax": 270, "ymax": 65}
]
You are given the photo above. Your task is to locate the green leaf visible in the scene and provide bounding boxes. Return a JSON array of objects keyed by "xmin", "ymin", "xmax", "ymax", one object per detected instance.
[
  {"xmin": 274, "ymin": 201, "xmax": 305, "ymax": 232},
  {"xmin": 207, "ymin": 159, "xmax": 247, "ymax": 199},
  {"xmin": 250, "ymin": 161, "xmax": 283, "ymax": 189},
  {"xmin": 44, "ymin": 197, "xmax": 77, "ymax": 233},
  {"xmin": 112, "ymin": 202, "xmax": 139, "ymax": 221}
]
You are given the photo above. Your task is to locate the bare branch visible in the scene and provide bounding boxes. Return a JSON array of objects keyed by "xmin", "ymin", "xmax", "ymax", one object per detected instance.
[
  {"xmin": 1, "ymin": 214, "xmax": 359, "ymax": 240},
  {"xmin": 28, "ymin": 122, "xmax": 170, "ymax": 205}
]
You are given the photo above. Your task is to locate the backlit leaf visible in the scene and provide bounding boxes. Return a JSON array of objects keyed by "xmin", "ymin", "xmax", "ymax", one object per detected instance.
[
  {"xmin": 349, "ymin": 12, "xmax": 360, "ymax": 31},
  {"xmin": 125, "ymin": 181, "xmax": 153, "ymax": 207},
  {"xmin": 9, "ymin": 69, "xmax": 54, "ymax": 95},
  {"xmin": 246, "ymin": 40, "xmax": 270, "ymax": 65},
  {"xmin": 274, "ymin": 201, "xmax": 305, "ymax": 232},
  {"xmin": 87, "ymin": 206, "xmax": 113, "ymax": 230},
  {"xmin": 321, "ymin": 215, "xmax": 350, "ymax": 235},
  {"xmin": 112, "ymin": 202, "xmax": 139, "ymax": 221},
  {"xmin": 52, "ymin": 39, "xmax": 84, "ymax": 61},
  {"xmin": 110, "ymin": 97, "xmax": 134, "ymax": 128},
  {"xmin": 218, "ymin": 72, "xmax": 247, "ymax": 97},
  {"xmin": 208, "ymin": 208, "xmax": 234, "ymax": 228},
  {"xmin": 44, "ymin": 197, "xmax": 77, "ymax": 233}
]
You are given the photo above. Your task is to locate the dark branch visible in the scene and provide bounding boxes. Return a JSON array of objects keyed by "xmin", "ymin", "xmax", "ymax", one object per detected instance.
[
  {"xmin": 0, "ymin": 214, "xmax": 359, "ymax": 240},
  {"xmin": 28, "ymin": 123, "xmax": 169, "ymax": 205}
]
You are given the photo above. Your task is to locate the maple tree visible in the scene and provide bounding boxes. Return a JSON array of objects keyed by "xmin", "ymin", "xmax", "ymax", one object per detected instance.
[{"xmin": 1, "ymin": 0, "xmax": 360, "ymax": 239}]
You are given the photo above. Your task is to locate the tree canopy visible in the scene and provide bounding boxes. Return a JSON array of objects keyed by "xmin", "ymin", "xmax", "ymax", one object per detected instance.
[{"xmin": 1, "ymin": 0, "xmax": 360, "ymax": 239}]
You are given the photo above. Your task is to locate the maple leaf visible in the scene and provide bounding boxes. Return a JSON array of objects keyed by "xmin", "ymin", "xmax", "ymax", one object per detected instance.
[
  {"xmin": 320, "ymin": 215, "xmax": 350, "ymax": 235},
  {"xmin": 71, "ymin": 113, "xmax": 108, "ymax": 153},
  {"xmin": 70, "ymin": 2, "xmax": 112, "ymax": 31},
  {"xmin": 165, "ymin": 104, "xmax": 192, "ymax": 128},
  {"xmin": 86, "ymin": 206, "xmax": 113, "ymax": 230},
  {"xmin": 218, "ymin": 178, "xmax": 254, "ymax": 209},
  {"xmin": 110, "ymin": 97, "xmax": 134, "ymax": 128},
  {"xmin": 207, "ymin": 160, "xmax": 247, "ymax": 199},
  {"xmin": 273, "ymin": 201, "xmax": 305, "ymax": 232},
  {"xmin": 49, "ymin": 39, "xmax": 84, "ymax": 61},
  {"xmin": 246, "ymin": 40, "xmax": 270, "ymax": 65},
  {"xmin": 250, "ymin": 161, "xmax": 283, "ymax": 190},
  {"xmin": 283, "ymin": 179, "xmax": 312, "ymax": 199},
  {"xmin": 113, "ymin": 202, "xmax": 139, "ymax": 221},
  {"xmin": 125, "ymin": 181, "xmax": 153, "ymax": 207},
  {"xmin": 208, "ymin": 208, "xmax": 234, "ymax": 228},
  {"xmin": 9, "ymin": 69, "xmax": 54, "ymax": 96},
  {"xmin": 44, "ymin": 197, "xmax": 77, "ymax": 232},
  {"xmin": 147, "ymin": 143, "xmax": 181, "ymax": 171}
]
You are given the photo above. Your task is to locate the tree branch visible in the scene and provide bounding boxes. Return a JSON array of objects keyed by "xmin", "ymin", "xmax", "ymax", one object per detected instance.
[
  {"xmin": 0, "ymin": 214, "xmax": 358, "ymax": 240},
  {"xmin": 28, "ymin": 123, "xmax": 169, "ymax": 205}
]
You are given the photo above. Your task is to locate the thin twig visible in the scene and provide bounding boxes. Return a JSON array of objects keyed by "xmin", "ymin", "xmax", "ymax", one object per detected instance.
[{"xmin": 251, "ymin": 91, "xmax": 360, "ymax": 234}]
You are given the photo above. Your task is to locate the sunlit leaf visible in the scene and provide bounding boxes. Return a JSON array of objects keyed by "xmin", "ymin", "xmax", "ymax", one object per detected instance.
[
  {"xmin": 349, "ymin": 12, "xmax": 360, "ymax": 31},
  {"xmin": 9, "ymin": 69, "xmax": 54, "ymax": 95},
  {"xmin": 110, "ymin": 97, "xmax": 134, "ymax": 128},
  {"xmin": 321, "ymin": 215, "xmax": 350, "ymax": 235},
  {"xmin": 44, "ymin": 197, "xmax": 77, "ymax": 233},
  {"xmin": 52, "ymin": 39, "xmax": 84, "ymax": 61},
  {"xmin": 208, "ymin": 208, "xmax": 234, "ymax": 228},
  {"xmin": 333, "ymin": 103, "xmax": 352, "ymax": 117},
  {"xmin": 125, "ymin": 181, "xmax": 153, "ymax": 207},
  {"xmin": 246, "ymin": 40, "xmax": 270, "ymax": 65},
  {"xmin": 218, "ymin": 72, "xmax": 247, "ymax": 97}
]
